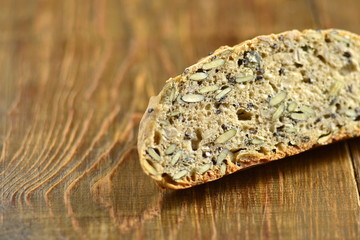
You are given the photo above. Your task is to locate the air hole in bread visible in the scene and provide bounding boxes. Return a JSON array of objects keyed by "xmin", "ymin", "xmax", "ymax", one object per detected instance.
[
  {"xmin": 191, "ymin": 129, "xmax": 203, "ymax": 151},
  {"xmin": 339, "ymin": 61, "xmax": 357, "ymax": 75},
  {"xmin": 154, "ymin": 131, "xmax": 161, "ymax": 145},
  {"xmin": 237, "ymin": 109, "xmax": 252, "ymax": 121}
]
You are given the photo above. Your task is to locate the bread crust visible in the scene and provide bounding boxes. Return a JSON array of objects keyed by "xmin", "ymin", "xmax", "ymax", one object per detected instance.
[{"xmin": 138, "ymin": 29, "xmax": 360, "ymax": 189}]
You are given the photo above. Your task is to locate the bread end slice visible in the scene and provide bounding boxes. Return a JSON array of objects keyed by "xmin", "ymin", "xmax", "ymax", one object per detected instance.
[{"xmin": 138, "ymin": 29, "xmax": 360, "ymax": 189}]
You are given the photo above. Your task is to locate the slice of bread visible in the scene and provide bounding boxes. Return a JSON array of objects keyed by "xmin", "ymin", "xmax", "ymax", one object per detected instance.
[{"xmin": 138, "ymin": 29, "xmax": 360, "ymax": 189}]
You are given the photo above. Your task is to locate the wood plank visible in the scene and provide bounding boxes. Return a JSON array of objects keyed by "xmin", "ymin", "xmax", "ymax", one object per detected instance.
[
  {"xmin": 348, "ymin": 138, "xmax": 360, "ymax": 197},
  {"xmin": 0, "ymin": 0, "xmax": 359, "ymax": 239}
]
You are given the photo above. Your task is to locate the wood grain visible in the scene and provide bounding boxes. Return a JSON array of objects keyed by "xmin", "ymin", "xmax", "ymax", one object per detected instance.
[{"xmin": 0, "ymin": 0, "xmax": 359, "ymax": 239}]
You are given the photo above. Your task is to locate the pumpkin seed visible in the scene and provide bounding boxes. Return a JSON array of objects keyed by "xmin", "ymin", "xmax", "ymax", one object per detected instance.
[
  {"xmin": 197, "ymin": 163, "xmax": 212, "ymax": 174},
  {"xmin": 142, "ymin": 160, "xmax": 158, "ymax": 176},
  {"xmin": 199, "ymin": 85, "xmax": 219, "ymax": 93},
  {"xmin": 173, "ymin": 169, "xmax": 188, "ymax": 180},
  {"xmin": 299, "ymin": 106, "xmax": 315, "ymax": 116},
  {"xmin": 220, "ymin": 163, "xmax": 227, "ymax": 175},
  {"xmin": 290, "ymin": 112, "xmax": 309, "ymax": 121},
  {"xmin": 215, "ymin": 87, "xmax": 232, "ymax": 100},
  {"xmin": 215, "ymin": 129, "xmax": 237, "ymax": 144},
  {"xmin": 317, "ymin": 133, "xmax": 332, "ymax": 144},
  {"xmin": 203, "ymin": 59, "xmax": 225, "ymax": 70},
  {"xmin": 148, "ymin": 148, "xmax": 161, "ymax": 161},
  {"xmin": 165, "ymin": 144, "xmax": 177, "ymax": 155},
  {"xmin": 250, "ymin": 137, "xmax": 264, "ymax": 145},
  {"xmin": 182, "ymin": 94, "xmax": 205, "ymax": 103},
  {"xmin": 189, "ymin": 72, "xmax": 208, "ymax": 81},
  {"xmin": 158, "ymin": 120, "xmax": 170, "ymax": 126},
  {"xmin": 272, "ymin": 103, "xmax": 285, "ymax": 120},
  {"xmin": 169, "ymin": 87, "xmax": 176, "ymax": 102},
  {"xmin": 236, "ymin": 75, "xmax": 254, "ymax": 83},
  {"xmin": 269, "ymin": 91, "xmax": 287, "ymax": 106},
  {"xmin": 171, "ymin": 150, "xmax": 182, "ymax": 165},
  {"xmin": 287, "ymin": 101, "xmax": 298, "ymax": 112},
  {"xmin": 168, "ymin": 111, "xmax": 181, "ymax": 117},
  {"xmin": 216, "ymin": 149, "xmax": 230, "ymax": 165}
]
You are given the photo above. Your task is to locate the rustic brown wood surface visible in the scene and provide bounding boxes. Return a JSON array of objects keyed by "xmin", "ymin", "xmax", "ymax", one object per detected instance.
[{"xmin": 0, "ymin": 0, "xmax": 359, "ymax": 239}]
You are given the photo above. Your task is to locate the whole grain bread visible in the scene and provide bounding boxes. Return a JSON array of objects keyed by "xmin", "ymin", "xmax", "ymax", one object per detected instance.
[{"xmin": 138, "ymin": 29, "xmax": 360, "ymax": 189}]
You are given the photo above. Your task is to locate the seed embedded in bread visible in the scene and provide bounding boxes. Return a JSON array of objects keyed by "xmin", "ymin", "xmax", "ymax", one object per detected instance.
[
  {"xmin": 269, "ymin": 91, "xmax": 287, "ymax": 106},
  {"xmin": 317, "ymin": 133, "xmax": 332, "ymax": 144},
  {"xmin": 181, "ymin": 94, "xmax": 205, "ymax": 103},
  {"xmin": 202, "ymin": 59, "xmax": 225, "ymax": 70},
  {"xmin": 197, "ymin": 163, "xmax": 212, "ymax": 174},
  {"xmin": 215, "ymin": 87, "xmax": 232, "ymax": 101},
  {"xmin": 272, "ymin": 103, "xmax": 285, "ymax": 120},
  {"xmin": 171, "ymin": 150, "xmax": 182, "ymax": 166},
  {"xmin": 215, "ymin": 129, "xmax": 237, "ymax": 144},
  {"xmin": 287, "ymin": 102, "xmax": 298, "ymax": 112},
  {"xmin": 189, "ymin": 72, "xmax": 208, "ymax": 81},
  {"xmin": 290, "ymin": 112, "xmax": 309, "ymax": 121},
  {"xmin": 165, "ymin": 144, "xmax": 177, "ymax": 155},
  {"xmin": 138, "ymin": 29, "xmax": 360, "ymax": 189},
  {"xmin": 216, "ymin": 149, "xmax": 230, "ymax": 165},
  {"xmin": 199, "ymin": 85, "xmax": 220, "ymax": 93},
  {"xmin": 147, "ymin": 148, "xmax": 161, "ymax": 161},
  {"xmin": 236, "ymin": 75, "xmax": 254, "ymax": 83},
  {"xmin": 173, "ymin": 169, "xmax": 188, "ymax": 180}
]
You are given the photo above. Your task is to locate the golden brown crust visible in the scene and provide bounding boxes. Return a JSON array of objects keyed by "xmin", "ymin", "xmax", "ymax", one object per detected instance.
[{"xmin": 138, "ymin": 29, "xmax": 360, "ymax": 190}]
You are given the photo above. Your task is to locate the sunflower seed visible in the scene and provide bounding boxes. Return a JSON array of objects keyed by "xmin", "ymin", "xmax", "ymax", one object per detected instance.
[
  {"xmin": 299, "ymin": 106, "xmax": 315, "ymax": 116},
  {"xmin": 345, "ymin": 109, "xmax": 357, "ymax": 118},
  {"xmin": 307, "ymin": 31, "xmax": 322, "ymax": 40},
  {"xmin": 330, "ymin": 31, "xmax": 350, "ymax": 44},
  {"xmin": 220, "ymin": 163, "xmax": 227, "ymax": 175},
  {"xmin": 215, "ymin": 129, "xmax": 237, "ymax": 144},
  {"xmin": 169, "ymin": 87, "xmax": 177, "ymax": 102},
  {"xmin": 272, "ymin": 103, "xmax": 285, "ymax": 120},
  {"xmin": 198, "ymin": 163, "xmax": 212, "ymax": 174},
  {"xmin": 158, "ymin": 120, "xmax": 170, "ymax": 126},
  {"xmin": 142, "ymin": 160, "xmax": 159, "ymax": 175},
  {"xmin": 317, "ymin": 133, "xmax": 332, "ymax": 144},
  {"xmin": 189, "ymin": 72, "xmax": 208, "ymax": 81},
  {"xmin": 287, "ymin": 101, "xmax": 298, "ymax": 112},
  {"xmin": 173, "ymin": 169, "xmax": 189, "ymax": 180},
  {"xmin": 165, "ymin": 144, "xmax": 177, "ymax": 155},
  {"xmin": 250, "ymin": 138, "xmax": 264, "ymax": 145},
  {"xmin": 216, "ymin": 149, "xmax": 230, "ymax": 165},
  {"xmin": 182, "ymin": 94, "xmax": 205, "ymax": 103},
  {"xmin": 269, "ymin": 91, "xmax": 287, "ymax": 106},
  {"xmin": 199, "ymin": 85, "xmax": 219, "ymax": 93},
  {"xmin": 284, "ymin": 124, "xmax": 297, "ymax": 133},
  {"xmin": 176, "ymin": 94, "xmax": 184, "ymax": 103},
  {"xmin": 290, "ymin": 112, "xmax": 309, "ymax": 121},
  {"xmin": 203, "ymin": 59, "xmax": 225, "ymax": 70},
  {"xmin": 148, "ymin": 148, "xmax": 161, "ymax": 161},
  {"xmin": 236, "ymin": 75, "xmax": 254, "ymax": 83},
  {"xmin": 220, "ymin": 50, "xmax": 232, "ymax": 56},
  {"xmin": 171, "ymin": 150, "xmax": 182, "ymax": 165},
  {"xmin": 294, "ymin": 48, "xmax": 302, "ymax": 63},
  {"xmin": 285, "ymin": 127, "xmax": 297, "ymax": 133},
  {"xmin": 169, "ymin": 111, "xmax": 181, "ymax": 117},
  {"xmin": 215, "ymin": 87, "xmax": 232, "ymax": 101},
  {"xmin": 328, "ymin": 80, "xmax": 344, "ymax": 96}
]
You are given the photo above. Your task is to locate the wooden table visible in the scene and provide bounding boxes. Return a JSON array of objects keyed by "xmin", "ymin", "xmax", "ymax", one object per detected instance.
[{"xmin": 0, "ymin": 0, "xmax": 359, "ymax": 239}]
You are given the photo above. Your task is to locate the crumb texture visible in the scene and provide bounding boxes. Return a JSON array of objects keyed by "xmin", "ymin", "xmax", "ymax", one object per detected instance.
[{"xmin": 138, "ymin": 29, "xmax": 360, "ymax": 189}]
